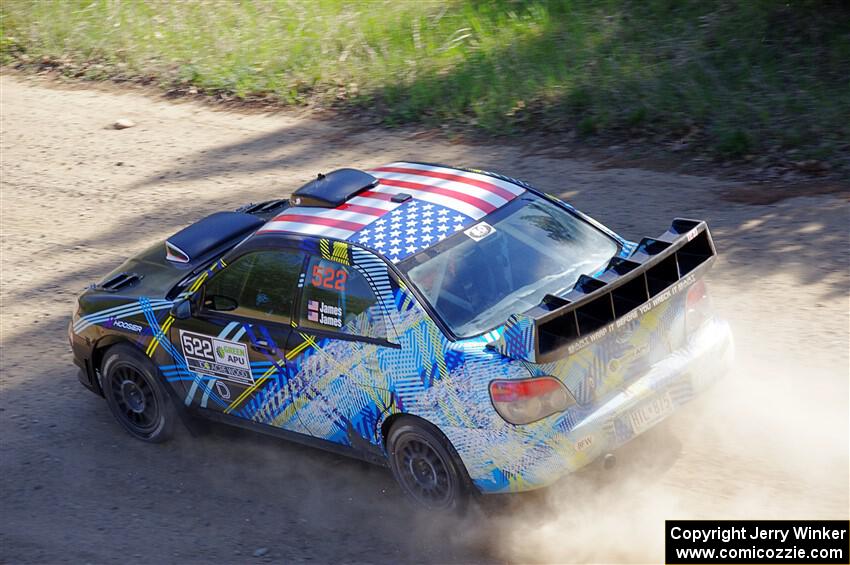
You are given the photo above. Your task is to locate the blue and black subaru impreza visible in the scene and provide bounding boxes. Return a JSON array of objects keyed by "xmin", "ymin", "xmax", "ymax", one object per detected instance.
[{"xmin": 70, "ymin": 163, "xmax": 733, "ymax": 510}]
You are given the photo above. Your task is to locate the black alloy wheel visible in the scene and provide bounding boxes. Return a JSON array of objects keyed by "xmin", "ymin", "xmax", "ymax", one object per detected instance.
[
  {"xmin": 108, "ymin": 365, "xmax": 159, "ymax": 434},
  {"xmin": 387, "ymin": 417, "xmax": 471, "ymax": 512},
  {"xmin": 102, "ymin": 344, "xmax": 176, "ymax": 443}
]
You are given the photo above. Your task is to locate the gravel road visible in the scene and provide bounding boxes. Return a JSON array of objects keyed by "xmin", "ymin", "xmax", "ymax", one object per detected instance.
[{"xmin": 1, "ymin": 74, "xmax": 847, "ymax": 564}]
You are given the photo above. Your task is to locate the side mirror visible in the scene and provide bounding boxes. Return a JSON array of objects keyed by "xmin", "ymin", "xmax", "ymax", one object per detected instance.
[
  {"xmin": 205, "ymin": 294, "xmax": 238, "ymax": 312},
  {"xmin": 170, "ymin": 298, "xmax": 193, "ymax": 320}
]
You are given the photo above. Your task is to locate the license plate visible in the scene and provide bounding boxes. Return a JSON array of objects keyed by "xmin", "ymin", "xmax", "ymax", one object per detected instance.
[{"xmin": 627, "ymin": 393, "xmax": 673, "ymax": 435}]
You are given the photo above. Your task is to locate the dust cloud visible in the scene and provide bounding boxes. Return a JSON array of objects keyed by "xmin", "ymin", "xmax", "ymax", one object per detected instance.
[
  {"xmin": 449, "ymin": 315, "xmax": 849, "ymax": 563},
  {"xmin": 166, "ymin": 282, "xmax": 849, "ymax": 564}
]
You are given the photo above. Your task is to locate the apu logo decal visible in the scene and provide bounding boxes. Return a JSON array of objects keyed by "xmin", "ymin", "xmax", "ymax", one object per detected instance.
[{"xmin": 179, "ymin": 330, "xmax": 253, "ymax": 385}]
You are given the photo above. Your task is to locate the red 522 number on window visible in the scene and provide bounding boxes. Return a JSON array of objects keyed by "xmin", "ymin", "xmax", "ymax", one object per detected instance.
[{"xmin": 311, "ymin": 265, "xmax": 347, "ymax": 291}]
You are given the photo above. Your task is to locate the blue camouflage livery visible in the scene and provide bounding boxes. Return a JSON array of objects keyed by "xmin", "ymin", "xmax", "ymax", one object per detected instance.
[{"xmin": 69, "ymin": 163, "xmax": 733, "ymax": 495}]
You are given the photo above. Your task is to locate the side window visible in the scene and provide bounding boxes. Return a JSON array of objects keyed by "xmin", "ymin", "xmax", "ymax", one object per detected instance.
[
  {"xmin": 203, "ymin": 250, "xmax": 305, "ymax": 323},
  {"xmin": 299, "ymin": 256, "xmax": 387, "ymax": 340}
]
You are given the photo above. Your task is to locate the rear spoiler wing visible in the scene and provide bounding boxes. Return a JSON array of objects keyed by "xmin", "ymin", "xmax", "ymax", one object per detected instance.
[{"xmin": 489, "ymin": 218, "xmax": 717, "ymax": 363}]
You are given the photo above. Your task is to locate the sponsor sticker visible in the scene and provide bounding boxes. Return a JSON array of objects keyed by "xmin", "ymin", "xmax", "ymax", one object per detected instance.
[
  {"xmin": 574, "ymin": 435, "xmax": 594, "ymax": 452},
  {"xmin": 607, "ymin": 344, "xmax": 650, "ymax": 373},
  {"xmin": 106, "ymin": 317, "xmax": 143, "ymax": 333},
  {"xmin": 179, "ymin": 330, "xmax": 253, "ymax": 385},
  {"xmin": 464, "ymin": 222, "xmax": 496, "ymax": 241},
  {"xmin": 213, "ymin": 380, "xmax": 231, "ymax": 400}
]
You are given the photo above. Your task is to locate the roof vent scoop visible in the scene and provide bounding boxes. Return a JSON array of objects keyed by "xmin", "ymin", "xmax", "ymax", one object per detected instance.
[{"xmin": 291, "ymin": 168, "xmax": 379, "ymax": 208}]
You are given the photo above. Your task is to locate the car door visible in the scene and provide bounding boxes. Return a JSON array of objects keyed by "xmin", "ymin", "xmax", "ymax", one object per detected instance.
[
  {"xmin": 168, "ymin": 247, "xmax": 310, "ymax": 434},
  {"xmin": 282, "ymin": 245, "xmax": 398, "ymax": 458}
]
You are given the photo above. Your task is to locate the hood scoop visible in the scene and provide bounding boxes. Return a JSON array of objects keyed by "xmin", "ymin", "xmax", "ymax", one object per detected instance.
[
  {"xmin": 97, "ymin": 271, "xmax": 143, "ymax": 292},
  {"xmin": 165, "ymin": 211, "xmax": 264, "ymax": 264}
]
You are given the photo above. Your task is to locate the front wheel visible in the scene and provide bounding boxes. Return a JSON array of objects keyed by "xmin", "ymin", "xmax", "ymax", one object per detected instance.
[
  {"xmin": 386, "ymin": 417, "xmax": 472, "ymax": 512},
  {"xmin": 101, "ymin": 343, "xmax": 177, "ymax": 443}
]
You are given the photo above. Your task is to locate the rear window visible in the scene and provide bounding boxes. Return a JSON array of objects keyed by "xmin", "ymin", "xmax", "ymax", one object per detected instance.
[{"xmin": 399, "ymin": 194, "xmax": 619, "ymax": 337}]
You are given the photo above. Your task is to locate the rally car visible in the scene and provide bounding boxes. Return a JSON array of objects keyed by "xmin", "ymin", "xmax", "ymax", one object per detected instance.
[{"xmin": 69, "ymin": 162, "xmax": 733, "ymax": 510}]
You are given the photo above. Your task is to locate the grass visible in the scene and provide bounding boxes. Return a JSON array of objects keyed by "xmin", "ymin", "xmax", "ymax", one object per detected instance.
[{"xmin": 2, "ymin": 0, "xmax": 849, "ymax": 161}]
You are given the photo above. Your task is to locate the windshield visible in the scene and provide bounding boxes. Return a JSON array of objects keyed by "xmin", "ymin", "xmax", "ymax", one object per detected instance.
[{"xmin": 400, "ymin": 194, "xmax": 619, "ymax": 337}]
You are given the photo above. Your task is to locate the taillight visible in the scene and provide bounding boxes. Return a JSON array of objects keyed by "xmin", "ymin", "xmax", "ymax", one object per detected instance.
[
  {"xmin": 686, "ymin": 280, "xmax": 712, "ymax": 335},
  {"xmin": 489, "ymin": 377, "xmax": 574, "ymax": 425}
]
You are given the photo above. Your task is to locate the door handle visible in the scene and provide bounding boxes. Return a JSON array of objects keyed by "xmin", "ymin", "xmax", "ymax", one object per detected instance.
[{"xmin": 250, "ymin": 339, "xmax": 274, "ymax": 353}]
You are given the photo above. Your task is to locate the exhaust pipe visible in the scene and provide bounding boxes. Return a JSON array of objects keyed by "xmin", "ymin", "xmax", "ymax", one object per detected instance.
[{"xmin": 603, "ymin": 453, "xmax": 617, "ymax": 470}]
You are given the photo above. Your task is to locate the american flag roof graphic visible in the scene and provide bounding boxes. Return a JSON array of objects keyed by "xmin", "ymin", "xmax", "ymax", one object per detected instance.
[{"xmin": 258, "ymin": 162, "xmax": 526, "ymax": 263}]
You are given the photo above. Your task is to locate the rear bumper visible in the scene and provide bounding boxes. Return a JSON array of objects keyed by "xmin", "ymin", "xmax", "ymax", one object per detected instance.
[{"xmin": 465, "ymin": 318, "xmax": 734, "ymax": 493}]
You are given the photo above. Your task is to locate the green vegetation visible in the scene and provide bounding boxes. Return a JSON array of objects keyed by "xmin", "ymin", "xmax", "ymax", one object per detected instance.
[{"xmin": 2, "ymin": 0, "xmax": 848, "ymax": 160}]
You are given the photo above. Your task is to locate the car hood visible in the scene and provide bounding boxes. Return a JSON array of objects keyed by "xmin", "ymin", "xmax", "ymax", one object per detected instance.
[
  {"xmin": 90, "ymin": 239, "xmax": 201, "ymax": 300},
  {"xmin": 71, "ymin": 239, "xmax": 199, "ymax": 336}
]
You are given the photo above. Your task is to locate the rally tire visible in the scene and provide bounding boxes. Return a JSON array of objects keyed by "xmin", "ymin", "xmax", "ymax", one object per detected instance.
[
  {"xmin": 101, "ymin": 343, "xmax": 177, "ymax": 443},
  {"xmin": 386, "ymin": 417, "xmax": 472, "ymax": 512}
]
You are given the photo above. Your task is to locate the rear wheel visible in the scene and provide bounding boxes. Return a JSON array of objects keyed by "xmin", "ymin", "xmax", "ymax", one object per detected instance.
[
  {"xmin": 101, "ymin": 344, "xmax": 176, "ymax": 443},
  {"xmin": 386, "ymin": 417, "xmax": 471, "ymax": 512}
]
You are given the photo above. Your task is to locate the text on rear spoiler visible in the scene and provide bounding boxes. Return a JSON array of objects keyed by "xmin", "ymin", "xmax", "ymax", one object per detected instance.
[{"xmin": 489, "ymin": 218, "xmax": 716, "ymax": 363}]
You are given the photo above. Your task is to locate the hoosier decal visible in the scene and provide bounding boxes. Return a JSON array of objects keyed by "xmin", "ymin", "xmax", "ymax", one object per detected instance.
[{"xmin": 179, "ymin": 330, "xmax": 253, "ymax": 385}]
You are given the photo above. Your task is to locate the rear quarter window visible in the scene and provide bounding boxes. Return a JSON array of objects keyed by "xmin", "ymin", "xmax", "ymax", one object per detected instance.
[{"xmin": 299, "ymin": 256, "xmax": 389, "ymax": 341}]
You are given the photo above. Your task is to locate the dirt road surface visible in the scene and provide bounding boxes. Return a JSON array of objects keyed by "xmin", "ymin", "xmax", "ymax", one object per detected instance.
[{"xmin": 1, "ymin": 74, "xmax": 848, "ymax": 564}]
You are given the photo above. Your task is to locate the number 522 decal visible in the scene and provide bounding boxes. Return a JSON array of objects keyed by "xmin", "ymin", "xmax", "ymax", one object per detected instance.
[
  {"xmin": 178, "ymin": 330, "xmax": 253, "ymax": 385},
  {"xmin": 311, "ymin": 265, "xmax": 347, "ymax": 291}
]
